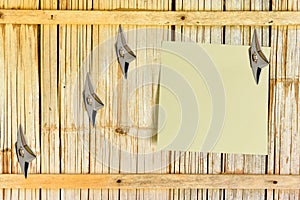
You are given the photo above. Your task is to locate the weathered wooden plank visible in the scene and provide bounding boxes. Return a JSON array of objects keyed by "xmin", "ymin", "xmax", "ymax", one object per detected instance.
[
  {"xmin": 0, "ymin": 20, "xmax": 4, "ymax": 200},
  {"xmin": 79, "ymin": 2, "xmax": 93, "ymax": 200},
  {"xmin": 1, "ymin": 1, "xmax": 40, "ymax": 200},
  {"xmin": 17, "ymin": 25, "xmax": 26, "ymax": 200},
  {"xmin": 89, "ymin": 1, "xmax": 106, "ymax": 199},
  {"xmin": 269, "ymin": 0, "xmax": 300, "ymax": 199},
  {"xmin": 0, "ymin": 10, "xmax": 299, "ymax": 25},
  {"xmin": 22, "ymin": 24, "xmax": 40, "ymax": 200},
  {"xmin": 102, "ymin": 1, "xmax": 120, "ymax": 200},
  {"xmin": 2, "ymin": 23, "xmax": 13, "ymax": 200},
  {"xmin": 59, "ymin": 2, "xmax": 77, "ymax": 200},
  {"xmin": 0, "ymin": 174, "xmax": 298, "ymax": 189},
  {"xmin": 284, "ymin": 13, "xmax": 300, "ymax": 200},
  {"xmin": 57, "ymin": 1, "xmax": 93, "ymax": 200},
  {"xmin": 0, "ymin": 0, "xmax": 299, "ymax": 200},
  {"xmin": 0, "ymin": 6, "xmax": 4, "ymax": 199},
  {"xmin": 6, "ymin": 25, "xmax": 40, "ymax": 200},
  {"xmin": 40, "ymin": 0, "xmax": 60, "ymax": 199}
]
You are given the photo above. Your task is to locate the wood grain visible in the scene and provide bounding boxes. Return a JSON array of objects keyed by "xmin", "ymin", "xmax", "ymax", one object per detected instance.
[
  {"xmin": 0, "ymin": 0, "xmax": 299, "ymax": 199},
  {"xmin": 0, "ymin": 174, "xmax": 299, "ymax": 190},
  {"xmin": 0, "ymin": 0, "xmax": 39, "ymax": 200},
  {"xmin": 40, "ymin": 0, "xmax": 60, "ymax": 199},
  {"xmin": 268, "ymin": 0, "xmax": 300, "ymax": 200},
  {"xmin": 0, "ymin": 10, "xmax": 299, "ymax": 25}
]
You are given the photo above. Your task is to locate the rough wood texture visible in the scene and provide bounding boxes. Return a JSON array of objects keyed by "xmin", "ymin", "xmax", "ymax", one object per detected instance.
[
  {"xmin": 269, "ymin": 0, "xmax": 300, "ymax": 200},
  {"xmin": 0, "ymin": 174, "xmax": 299, "ymax": 190},
  {"xmin": 40, "ymin": 0, "xmax": 60, "ymax": 199},
  {"xmin": 0, "ymin": 10, "xmax": 299, "ymax": 25},
  {"xmin": 0, "ymin": 1, "xmax": 40, "ymax": 200},
  {"xmin": 0, "ymin": 0, "xmax": 299, "ymax": 199}
]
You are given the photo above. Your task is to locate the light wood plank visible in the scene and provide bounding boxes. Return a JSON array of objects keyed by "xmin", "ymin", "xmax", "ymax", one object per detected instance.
[
  {"xmin": 0, "ymin": 5, "xmax": 5, "ymax": 200},
  {"xmin": 40, "ymin": 1, "xmax": 60, "ymax": 200},
  {"xmin": 269, "ymin": 1, "xmax": 299, "ymax": 199},
  {"xmin": 0, "ymin": 174, "xmax": 298, "ymax": 189},
  {"xmin": 0, "ymin": 10, "xmax": 299, "ymax": 25}
]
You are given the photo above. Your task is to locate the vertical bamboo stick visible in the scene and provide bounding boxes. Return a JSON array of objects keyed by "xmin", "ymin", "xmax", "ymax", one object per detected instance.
[
  {"xmin": 1, "ymin": 0, "xmax": 40, "ymax": 200},
  {"xmin": 40, "ymin": 0, "xmax": 60, "ymax": 200},
  {"xmin": 3, "ymin": 23, "xmax": 13, "ymax": 200},
  {"xmin": 89, "ymin": 1, "xmax": 107, "ymax": 200},
  {"xmin": 4, "ymin": 3, "xmax": 17, "ymax": 200},
  {"xmin": 16, "ymin": 25, "xmax": 25, "ymax": 200},
  {"xmin": 270, "ymin": 1, "xmax": 300, "ymax": 200},
  {"xmin": 23, "ymin": 24, "xmax": 40, "ymax": 200},
  {"xmin": 89, "ymin": 1, "xmax": 98, "ymax": 199},
  {"xmin": 282, "ymin": 1, "xmax": 300, "ymax": 199},
  {"xmin": 0, "ymin": 4, "xmax": 4, "ymax": 197},
  {"xmin": 102, "ymin": 1, "xmax": 122, "ymax": 200},
  {"xmin": 78, "ymin": 0, "xmax": 93, "ymax": 199},
  {"xmin": 118, "ymin": 0, "xmax": 138, "ymax": 199},
  {"xmin": 59, "ymin": 1, "xmax": 75, "ymax": 199},
  {"xmin": 0, "ymin": 1, "xmax": 7, "ymax": 195},
  {"xmin": 136, "ymin": 0, "xmax": 147, "ymax": 199},
  {"xmin": 96, "ymin": 2, "xmax": 117, "ymax": 200},
  {"xmin": 0, "ymin": 19, "xmax": 4, "ymax": 200},
  {"xmin": 269, "ymin": 1, "xmax": 286, "ymax": 200},
  {"xmin": 91, "ymin": 0, "xmax": 111, "ymax": 199}
]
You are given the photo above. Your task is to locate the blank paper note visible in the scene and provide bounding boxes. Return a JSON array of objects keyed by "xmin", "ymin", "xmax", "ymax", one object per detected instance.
[{"xmin": 157, "ymin": 41, "xmax": 270, "ymax": 155}]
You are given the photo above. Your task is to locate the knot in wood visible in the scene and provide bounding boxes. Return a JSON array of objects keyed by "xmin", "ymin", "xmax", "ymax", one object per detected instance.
[{"xmin": 115, "ymin": 127, "xmax": 127, "ymax": 135}]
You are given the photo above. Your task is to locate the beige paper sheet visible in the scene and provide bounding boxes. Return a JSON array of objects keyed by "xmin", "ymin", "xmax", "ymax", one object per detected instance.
[{"xmin": 157, "ymin": 42, "xmax": 270, "ymax": 155}]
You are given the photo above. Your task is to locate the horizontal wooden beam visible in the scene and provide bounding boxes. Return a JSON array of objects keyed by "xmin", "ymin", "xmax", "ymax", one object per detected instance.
[
  {"xmin": 0, "ymin": 10, "xmax": 299, "ymax": 26},
  {"xmin": 0, "ymin": 174, "xmax": 299, "ymax": 189}
]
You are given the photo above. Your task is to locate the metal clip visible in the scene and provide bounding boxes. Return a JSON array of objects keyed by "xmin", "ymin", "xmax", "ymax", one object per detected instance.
[
  {"xmin": 15, "ymin": 125, "xmax": 36, "ymax": 178},
  {"xmin": 83, "ymin": 73, "xmax": 104, "ymax": 126},
  {"xmin": 248, "ymin": 29, "xmax": 269, "ymax": 84},
  {"xmin": 115, "ymin": 25, "xmax": 136, "ymax": 79}
]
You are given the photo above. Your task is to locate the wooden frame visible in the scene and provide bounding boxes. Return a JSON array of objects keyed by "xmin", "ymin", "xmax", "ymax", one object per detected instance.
[
  {"xmin": 0, "ymin": 8, "xmax": 298, "ymax": 194},
  {"xmin": 0, "ymin": 174, "xmax": 299, "ymax": 189},
  {"xmin": 0, "ymin": 10, "xmax": 299, "ymax": 25}
]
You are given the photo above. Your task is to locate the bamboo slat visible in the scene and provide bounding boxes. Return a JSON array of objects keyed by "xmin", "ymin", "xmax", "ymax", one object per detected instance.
[
  {"xmin": 106, "ymin": 3, "xmax": 119, "ymax": 200},
  {"xmin": 0, "ymin": 18, "xmax": 4, "ymax": 200},
  {"xmin": 0, "ymin": 1, "xmax": 39, "ymax": 200},
  {"xmin": 0, "ymin": 10, "xmax": 299, "ymax": 26},
  {"xmin": 89, "ymin": 1, "xmax": 105, "ymax": 199},
  {"xmin": 0, "ymin": 174, "xmax": 299, "ymax": 190},
  {"xmin": 0, "ymin": 0, "xmax": 299, "ymax": 199},
  {"xmin": 270, "ymin": 1, "xmax": 300, "ymax": 200},
  {"xmin": 40, "ymin": 0, "xmax": 60, "ymax": 199}
]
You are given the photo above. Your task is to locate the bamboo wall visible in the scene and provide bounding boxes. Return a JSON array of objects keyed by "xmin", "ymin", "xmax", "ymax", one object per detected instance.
[{"xmin": 0, "ymin": 0, "xmax": 299, "ymax": 199}]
